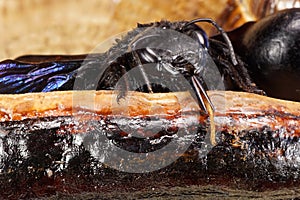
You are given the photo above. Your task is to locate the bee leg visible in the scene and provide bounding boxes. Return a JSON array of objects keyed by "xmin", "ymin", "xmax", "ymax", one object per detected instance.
[
  {"xmin": 116, "ymin": 65, "xmax": 130, "ymax": 103},
  {"xmin": 191, "ymin": 75, "xmax": 216, "ymax": 146},
  {"xmin": 116, "ymin": 54, "xmax": 154, "ymax": 104},
  {"xmin": 191, "ymin": 76, "xmax": 214, "ymax": 112},
  {"xmin": 128, "ymin": 27, "xmax": 159, "ymax": 94},
  {"xmin": 129, "ymin": 50, "xmax": 154, "ymax": 94}
]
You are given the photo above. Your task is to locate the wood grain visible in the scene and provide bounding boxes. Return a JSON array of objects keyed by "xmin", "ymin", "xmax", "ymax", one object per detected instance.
[{"xmin": 0, "ymin": 90, "xmax": 299, "ymax": 138}]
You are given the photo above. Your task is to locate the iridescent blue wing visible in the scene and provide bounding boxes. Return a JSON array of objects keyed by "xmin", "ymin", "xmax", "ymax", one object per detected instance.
[{"xmin": 0, "ymin": 59, "xmax": 84, "ymax": 94}]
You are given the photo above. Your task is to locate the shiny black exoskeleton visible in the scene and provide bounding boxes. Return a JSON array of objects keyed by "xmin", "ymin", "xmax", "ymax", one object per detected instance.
[{"xmin": 225, "ymin": 8, "xmax": 300, "ymax": 101}]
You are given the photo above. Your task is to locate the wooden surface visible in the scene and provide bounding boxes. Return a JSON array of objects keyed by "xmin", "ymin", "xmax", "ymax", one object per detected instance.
[
  {"xmin": 39, "ymin": 186, "xmax": 300, "ymax": 200},
  {"xmin": 1, "ymin": 90, "xmax": 300, "ymax": 138}
]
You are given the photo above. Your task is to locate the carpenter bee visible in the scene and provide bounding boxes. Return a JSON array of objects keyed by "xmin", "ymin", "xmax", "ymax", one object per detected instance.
[
  {"xmin": 0, "ymin": 18, "xmax": 263, "ymax": 145},
  {"xmin": 0, "ymin": 18, "xmax": 261, "ymax": 97}
]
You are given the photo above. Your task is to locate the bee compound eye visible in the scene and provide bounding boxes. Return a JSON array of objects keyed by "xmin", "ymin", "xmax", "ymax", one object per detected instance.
[{"xmin": 191, "ymin": 29, "xmax": 209, "ymax": 49}]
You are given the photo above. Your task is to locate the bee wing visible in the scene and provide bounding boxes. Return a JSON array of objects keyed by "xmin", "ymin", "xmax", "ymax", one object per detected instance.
[{"xmin": 0, "ymin": 59, "xmax": 84, "ymax": 94}]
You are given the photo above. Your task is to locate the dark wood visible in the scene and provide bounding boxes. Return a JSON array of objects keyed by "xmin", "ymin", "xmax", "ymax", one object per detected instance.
[{"xmin": 1, "ymin": 90, "xmax": 300, "ymax": 199}]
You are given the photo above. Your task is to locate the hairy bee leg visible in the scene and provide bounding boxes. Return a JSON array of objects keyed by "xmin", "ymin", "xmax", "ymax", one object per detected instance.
[
  {"xmin": 191, "ymin": 76, "xmax": 216, "ymax": 146},
  {"xmin": 208, "ymin": 39, "xmax": 266, "ymax": 95},
  {"xmin": 131, "ymin": 51, "xmax": 153, "ymax": 93},
  {"xmin": 117, "ymin": 65, "xmax": 130, "ymax": 102},
  {"xmin": 128, "ymin": 26, "xmax": 157, "ymax": 94}
]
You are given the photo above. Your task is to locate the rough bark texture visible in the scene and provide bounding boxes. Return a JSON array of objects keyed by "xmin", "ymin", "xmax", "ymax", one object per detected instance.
[{"xmin": 1, "ymin": 90, "xmax": 300, "ymax": 199}]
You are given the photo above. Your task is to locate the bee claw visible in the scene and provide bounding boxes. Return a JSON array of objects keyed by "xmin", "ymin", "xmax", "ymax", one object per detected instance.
[{"xmin": 117, "ymin": 90, "xmax": 127, "ymax": 103}]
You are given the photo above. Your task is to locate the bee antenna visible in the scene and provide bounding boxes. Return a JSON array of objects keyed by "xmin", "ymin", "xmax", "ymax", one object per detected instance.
[{"xmin": 184, "ymin": 18, "xmax": 238, "ymax": 66}]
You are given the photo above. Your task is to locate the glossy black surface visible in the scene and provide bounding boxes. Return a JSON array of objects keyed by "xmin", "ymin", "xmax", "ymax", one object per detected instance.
[
  {"xmin": 228, "ymin": 8, "xmax": 300, "ymax": 101},
  {"xmin": 1, "ymin": 116, "xmax": 300, "ymax": 199}
]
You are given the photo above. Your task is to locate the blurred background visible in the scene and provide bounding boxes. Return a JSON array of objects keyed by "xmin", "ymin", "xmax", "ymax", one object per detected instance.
[
  {"xmin": 0, "ymin": 0, "xmax": 228, "ymax": 60},
  {"xmin": 0, "ymin": 0, "xmax": 299, "ymax": 60}
]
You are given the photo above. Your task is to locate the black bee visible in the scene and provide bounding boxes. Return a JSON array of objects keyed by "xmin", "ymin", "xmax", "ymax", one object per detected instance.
[
  {"xmin": 0, "ymin": 17, "xmax": 265, "ymax": 145},
  {"xmin": 0, "ymin": 18, "xmax": 266, "ymax": 146},
  {"xmin": 0, "ymin": 19, "xmax": 261, "ymax": 104},
  {"xmin": 5, "ymin": 10, "xmax": 299, "ymax": 105}
]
